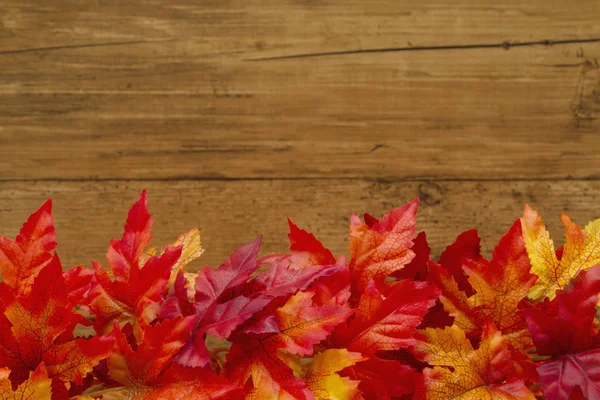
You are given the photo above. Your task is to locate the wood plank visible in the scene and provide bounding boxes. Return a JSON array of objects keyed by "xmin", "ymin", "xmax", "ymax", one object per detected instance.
[
  {"xmin": 0, "ymin": 180, "xmax": 598, "ymax": 270},
  {"xmin": 2, "ymin": 1, "xmax": 599, "ymax": 55},
  {"xmin": 1, "ymin": 42, "xmax": 600, "ymax": 180}
]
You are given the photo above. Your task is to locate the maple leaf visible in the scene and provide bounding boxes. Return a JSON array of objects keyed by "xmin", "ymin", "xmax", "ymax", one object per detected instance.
[
  {"xmin": 340, "ymin": 357, "xmax": 423, "ymax": 400},
  {"xmin": 521, "ymin": 204, "xmax": 600, "ymax": 299},
  {"xmin": 428, "ymin": 221, "xmax": 536, "ymax": 342},
  {"xmin": 299, "ymin": 349, "xmax": 365, "ymax": 400},
  {"xmin": 415, "ymin": 322, "xmax": 535, "ymax": 400},
  {"xmin": 169, "ymin": 237, "xmax": 265, "ymax": 367},
  {"xmin": 349, "ymin": 200, "xmax": 418, "ymax": 294},
  {"xmin": 436, "ymin": 229, "xmax": 482, "ymax": 296},
  {"xmin": 87, "ymin": 191, "xmax": 183, "ymax": 338},
  {"xmin": 0, "ymin": 200, "xmax": 56, "ymax": 296},
  {"xmin": 84, "ymin": 319, "xmax": 236, "ymax": 400},
  {"xmin": 329, "ymin": 279, "xmax": 438, "ymax": 399},
  {"xmin": 333, "ymin": 279, "xmax": 439, "ymax": 356},
  {"xmin": 169, "ymin": 236, "xmax": 344, "ymax": 368},
  {"xmin": 391, "ymin": 231, "xmax": 430, "ymax": 282},
  {"xmin": 142, "ymin": 227, "xmax": 205, "ymax": 285},
  {"xmin": 286, "ymin": 219, "xmax": 336, "ymax": 268},
  {"xmin": 0, "ymin": 363, "xmax": 51, "ymax": 400},
  {"xmin": 227, "ymin": 291, "xmax": 351, "ymax": 399},
  {"xmin": 523, "ymin": 264, "xmax": 600, "ymax": 399},
  {"xmin": 0, "ymin": 254, "xmax": 113, "ymax": 394}
]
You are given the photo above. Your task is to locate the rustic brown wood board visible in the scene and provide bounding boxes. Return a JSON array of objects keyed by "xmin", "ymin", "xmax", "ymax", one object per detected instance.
[{"xmin": 1, "ymin": 1, "xmax": 600, "ymax": 269}]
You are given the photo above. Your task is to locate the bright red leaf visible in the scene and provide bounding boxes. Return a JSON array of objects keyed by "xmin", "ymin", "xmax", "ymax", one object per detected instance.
[
  {"xmin": 0, "ymin": 200, "xmax": 56, "ymax": 297},
  {"xmin": 0, "ymin": 255, "xmax": 113, "ymax": 397},
  {"xmin": 83, "ymin": 318, "xmax": 236, "ymax": 399},
  {"xmin": 88, "ymin": 191, "xmax": 183, "ymax": 338}
]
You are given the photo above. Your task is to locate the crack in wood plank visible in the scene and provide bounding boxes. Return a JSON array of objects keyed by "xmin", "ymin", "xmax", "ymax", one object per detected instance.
[{"xmin": 246, "ymin": 38, "xmax": 600, "ymax": 62}]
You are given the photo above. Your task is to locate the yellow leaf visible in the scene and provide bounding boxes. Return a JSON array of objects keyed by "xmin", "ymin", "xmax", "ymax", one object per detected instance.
[
  {"xmin": 304, "ymin": 349, "xmax": 365, "ymax": 400},
  {"xmin": 521, "ymin": 204, "xmax": 600, "ymax": 299},
  {"xmin": 416, "ymin": 324, "xmax": 535, "ymax": 400}
]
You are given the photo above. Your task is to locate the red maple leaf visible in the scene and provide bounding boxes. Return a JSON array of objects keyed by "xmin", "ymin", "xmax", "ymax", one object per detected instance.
[
  {"xmin": 226, "ymin": 291, "xmax": 351, "ymax": 399},
  {"xmin": 161, "ymin": 232, "xmax": 344, "ymax": 369},
  {"xmin": 524, "ymin": 264, "xmax": 600, "ymax": 399},
  {"xmin": 0, "ymin": 200, "xmax": 56, "ymax": 297},
  {"xmin": 0, "ymin": 254, "xmax": 113, "ymax": 397},
  {"xmin": 87, "ymin": 191, "xmax": 183, "ymax": 339},
  {"xmin": 83, "ymin": 318, "xmax": 236, "ymax": 399}
]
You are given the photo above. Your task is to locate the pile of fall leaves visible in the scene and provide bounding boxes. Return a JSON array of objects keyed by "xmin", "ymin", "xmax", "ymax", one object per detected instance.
[{"xmin": 0, "ymin": 191, "xmax": 599, "ymax": 400}]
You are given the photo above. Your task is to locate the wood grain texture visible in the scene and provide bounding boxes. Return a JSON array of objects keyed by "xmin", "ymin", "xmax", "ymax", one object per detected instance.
[
  {"xmin": 1, "ymin": 2, "xmax": 600, "ymax": 180},
  {"xmin": 1, "ymin": 1, "xmax": 600, "ymax": 268},
  {"xmin": 0, "ymin": 180, "xmax": 598, "ymax": 270}
]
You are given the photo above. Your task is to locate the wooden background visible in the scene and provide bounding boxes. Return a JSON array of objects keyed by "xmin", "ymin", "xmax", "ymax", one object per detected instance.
[{"xmin": 1, "ymin": 1, "xmax": 600, "ymax": 270}]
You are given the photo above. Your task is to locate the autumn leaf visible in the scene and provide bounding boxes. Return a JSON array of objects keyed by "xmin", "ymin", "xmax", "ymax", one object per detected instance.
[
  {"xmin": 329, "ymin": 279, "xmax": 438, "ymax": 399},
  {"xmin": 302, "ymin": 349, "xmax": 365, "ymax": 400},
  {"xmin": 521, "ymin": 204, "xmax": 600, "ymax": 299},
  {"xmin": 349, "ymin": 200, "xmax": 418, "ymax": 293},
  {"xmin": 436, "ymin": 229, "xmax": 482, "ymax": 296},
  {"xmin": 0, "ymin": 364, "xmax": 51, "ymax": 400},
  {"xmin": 0, "ymin": 254, "xmax": 113, "ymax": 394},
  {"xmin": 84, "ymin": 319, "xmax": 236, "ymax": 400},
  {"xmin": 87, "ymin": 191, "xmax": 183, "ymax": 338},
  {"xmin": 523, "ymin": 264, "xmax": 600, "ymax": 399},
  {"xmin": 415, "ymin": 322, "xmax": 535, "ymax": 400},
  {"xmin": 170, "ymin": 236, "xmax": 344, "ymax": 368},
  {"xmin": 429, "ymin": 221, "xmax": 536, "ymax": 343},
  {"xmin": 142, "ymin": 228, "xmax": 205, "ymax": 285},
  {"xmin": 170, "ymin": 237, "xmax": 264, "ymax": 367},
  {"xmin": 285, "ymin": 218, "xmax": 336, "ymax": 268},
  {"xmin": 333, "ymin": 279, "xmax": 439, "ymax": 356},
  {"xmin": 340, "ymin": 357, "xmax": 423, "ymax": 400},
  {"xmin": 227, "ymin": 339, "xmax": 311, "ymax": 400},
  {"xmin": 391, "ymin": 231, "xmax": 430, "ymax": 282},
  {"xmin": 246, "ymin": 291, "xmax": 353, "ymax": 356},
  {"xmin": 227, "ymin": 291, "xmax": 351, "ymax": 399},
  {"xmin": 0, "ymin": 200, "xmax": 56, "ymax": 297}
]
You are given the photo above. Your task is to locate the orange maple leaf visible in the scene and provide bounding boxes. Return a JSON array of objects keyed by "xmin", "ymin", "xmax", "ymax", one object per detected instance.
[
  {"xmin": 521, "ymin": 204, "xmax": 600, "ymax": 299},
  {"xmin": 0, "ymin": 364, "xmax": 51, "ymax": 400},
  {"xmin": 415, "ymin": 322, "xmax": 535, "ymax": 400},
  {"xmin": 428, "ymin": 221, "xmax": 536, "ymax": 345},
  {"xmin": 349, "ymin": 200, "xmax": 418, "ymax": 294},
  {"xmin": 303, "ymin": 349, "xmax": 365, "ymax": 400}
]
